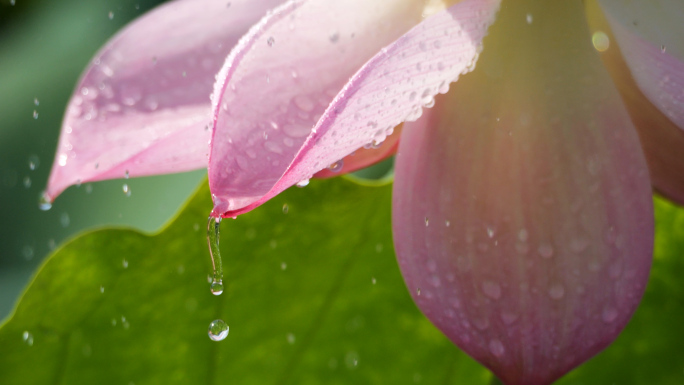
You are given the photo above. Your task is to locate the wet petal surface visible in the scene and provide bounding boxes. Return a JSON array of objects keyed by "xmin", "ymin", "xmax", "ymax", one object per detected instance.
[
  {"xmin": 392, "ymin": 2, "xmax": 654, "ymax": 384},
  {"xmin": 209, "ymin": 0, "xmax": 500, "ymax": 216},
  {"xmin": 45, "ymin": 0, "xmax": 284, "ymax": 201}
]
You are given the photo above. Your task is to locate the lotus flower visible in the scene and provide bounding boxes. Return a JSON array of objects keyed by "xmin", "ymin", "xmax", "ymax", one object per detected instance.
[{"xmin": 42, "ymin": 0, "xmax": 684, "ymax": 384}]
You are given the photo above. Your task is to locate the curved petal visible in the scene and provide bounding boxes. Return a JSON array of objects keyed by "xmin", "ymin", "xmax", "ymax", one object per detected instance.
[
  {"xmin": 209, "ymin": 0, "xmax": 501, "ymax": 216},
  {"xmin": 585, "ymin": 0, "xmax": 684, "ymax": 205},
  {"xmin": 599, "ymin": 0, "xmax": 684, "ymax": 132},
  {"xmin": 313, "ymin": 125, "xmax": 401, "ymax": 179},
  {"xmin": 44, "ymin": 0, "xmax": 284, "ymax": 201},
  {"xmin": 392, "ymin": 2, "xmax": 653, "ymax": 385}
]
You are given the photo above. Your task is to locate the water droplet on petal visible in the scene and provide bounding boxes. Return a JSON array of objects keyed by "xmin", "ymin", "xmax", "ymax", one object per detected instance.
[
  {"xmin": 489, "ymin": 339, "xmax": 505, "ymax": 357},
  {"xmin": 482, "ymin": 281, "xmax": 501, "ymax": 300},
  {"xmin": 328, "ymin": 160, "xmax": 344, "ymax": 173},
  {"xmin": 208, "ymin": 319, "xmax": 229, "ymax": 341},
  {"xmin": 602, "ymin": 307, "xmax": 618, "ymax": 323},
  {"xmin": 267, "ymin": 36, "xmax": 275, "ymax": 46},
  {"xmin": 296, "ymin": 179, "xmax": 310, "ymax": 188},
  {"xmin": 548, "ymin": 283, "xmax": 565, "ymax": 300}
]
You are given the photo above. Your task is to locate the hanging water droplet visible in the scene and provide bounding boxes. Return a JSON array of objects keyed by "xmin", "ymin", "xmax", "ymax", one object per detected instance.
[
  {"xmin": 208, "ymin": 319, "xmax": 229, "ymax": 341},
  {"xmin": 296, "ymin": 179, "xmax": 310, "ymax": 188},
  {"xmin": 210, "ymin": 280, "xmax": 224, "ymax": 295},
  {"xmin": 328, "ymin": 160, "xmax": 344, "ymax": 173},
  {"xmin": 22, "ymin": 331, "xmax": 34, "ymax": 346},
  {"xmin": 207, "ymin": 216, "xmax": 224, "ymax": 296}
]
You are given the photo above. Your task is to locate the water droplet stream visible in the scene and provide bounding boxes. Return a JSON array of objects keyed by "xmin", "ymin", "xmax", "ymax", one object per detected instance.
[{"xmin": 207, "ymin": 216, "xmax": 224, "ymax": 296}]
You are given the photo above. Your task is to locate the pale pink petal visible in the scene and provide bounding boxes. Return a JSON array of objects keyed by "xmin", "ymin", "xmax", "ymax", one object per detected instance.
[
  {"xmin": 585, "ymin": 1, "xmax": 684, "ymax": 205},
  {"xmin": 44, "ymin": 0, "xmax": 284, "ymax": 201},
  {"xmin": 209, "ymin": 0, "xmax": 500, "ymax": 216},
  {"xmin": 393, "ymin": 3, "xmax": 653, "ymax": 385},
  {"xmin": 600, "ymin": 0, "xmax": 684, "ymax": 131},
  {"xmin": 313, "ymin": 125, "xmax": 401, "ymax": 179}
]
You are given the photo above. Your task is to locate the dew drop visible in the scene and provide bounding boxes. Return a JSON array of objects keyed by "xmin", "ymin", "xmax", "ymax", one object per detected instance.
[
  {"xmin": 108, "ymin": 11, "xmax": 114, "ymax": 19},
  {"xmin": 296, "ymin": 179, "xmax": 310, "ymax": 188},
  {"xmin": 548, "ymin": 284, "xmax": 565, "ymax": 300},
  {"xmin": 28, "ymin": 155, "xmax": 39, "ymax": 170},
  {"xmin": 482, "ymin": 281, "xmax": 502, "ymax": 300},
  {"xmin": 287, "ymin": 333, "xmax": 296, "ymax": 344},
  {"xmin": 122, "ymin": 259, "xmax": 128, "ymax": 268},
  {"xmin": 267, "ymin": 36, "xmax": 275, "ymax": 46},
  {"xmin": 22, "ymin": 331, "xmax": 34, "ymax": 346},
  {"xmin": 424, "ymin": 217, "xmax": 429, "ymax": 226},
  {"xmin": 329, "ymin": 33, "xmax": 340, "ymax": 43},
  {"xmin": 488, "ymin": 339, "xmax": 504, "ymax": 357},
  {"xmin": 100, "ymin": 285, "xmax": 105, "ymax": 293},
  {"xmin": 208, "ymin": 319, "xmax": 229, "ymax": 341},
  {"xmin": 328, "ymin": 160, "xmax": 344, "ymax": 173},
  {"xmin": 124, "ymin": 170, "xmax": 130, "ymax": 179},
  {"xmin": 207, "ymin": 216, "xmax": 224, "ymax": 296},
  {"xmin": 526, "ymin": 13, "xmax": 533, "ymax": 24},
  {"xmin": 282, "ymin": 204, "xmax": 289, "ymax": 214},
  {"xmin": 122, "ymin": 184, "xmax": 131, "ymax": 196},
  {"xmin": 661, "ymin": 45, "xmax": 666, "ymax": 53},
  {"xmin": 210, "ymin": 280, "xmax": 224, "ymax": 295},
  {"xmin": 602, "ymin": 307, "xmax": 618, "ymax": 323},
  {"xmin": 32, "ymin": 110, "xmax": 39, "ymax": 119},
  {"xmin": 537, "ymin": 243, "xmax": 554, "ymax": 258}
]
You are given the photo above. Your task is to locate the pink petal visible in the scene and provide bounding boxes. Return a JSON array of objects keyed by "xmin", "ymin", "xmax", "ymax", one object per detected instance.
[
  {"xmin": 585, "ymin": 1, "xmax": 684, "ymax": 205},
  {"xmin": 393, "ymin": 3, "xmax": 653, "ymax": 385},
  {"xmin": 209, "ymin": 0, "xmax": 500, "ymax": 216},
  {"xmin": 44, "ymin": 0, "xmax": 284, "ymax": 201},
  {"xmin": 313, "ymin": 125, "xmax": 401, "ymax": 179},
  {"xmin": 600, "ymin": 0, "xmax": 684, "ymax": 131}
]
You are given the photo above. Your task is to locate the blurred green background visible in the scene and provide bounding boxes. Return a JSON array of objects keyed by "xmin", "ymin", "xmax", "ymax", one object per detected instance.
[{"xmin": 0, "ymin": 0, "xmax": 205, "ymax": 320}]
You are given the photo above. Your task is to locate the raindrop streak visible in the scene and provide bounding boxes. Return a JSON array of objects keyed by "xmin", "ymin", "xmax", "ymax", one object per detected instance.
[
  {"xmin": 207, "ymin": 216, "xmax": 224, "ymax": 296},
  {"xmin": 208, "ymin": 319, "xmax": 229, "ymax": 341}
]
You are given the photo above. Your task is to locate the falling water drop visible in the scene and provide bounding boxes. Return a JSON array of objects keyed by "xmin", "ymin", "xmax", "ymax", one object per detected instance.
[
  {"xmin": 207, "ymin": 216, "xmax": 224, "ymax": 296},
  {"xmin": 208, "ymin": 319, "xmax": 229, "ymax": 341}
]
